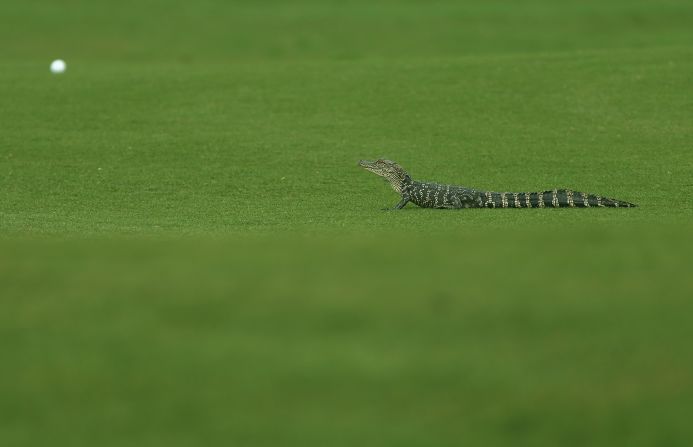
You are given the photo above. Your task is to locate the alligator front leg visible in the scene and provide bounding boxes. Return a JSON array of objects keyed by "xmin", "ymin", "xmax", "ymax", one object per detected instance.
[
  {"xmin": 383, "ymin": 195, "xmax": 410, "ymax": 210},
  {"xmin": 394, "ymin": 196, "xmax": 410, "ymax": 209}
]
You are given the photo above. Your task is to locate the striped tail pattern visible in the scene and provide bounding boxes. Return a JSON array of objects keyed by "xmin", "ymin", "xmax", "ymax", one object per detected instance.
[{"xmin": 481, "ymin": 189, "xmax": 636, "ymax": 208}]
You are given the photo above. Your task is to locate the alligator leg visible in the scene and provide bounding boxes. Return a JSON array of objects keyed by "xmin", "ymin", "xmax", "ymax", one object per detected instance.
[
  {"xmin": 383, "ymin": 195, "xmax": 410, "ymax": 210},
  {"xmin": 447, "ymin": 192, "xmax": 481, "ymax": 209}
]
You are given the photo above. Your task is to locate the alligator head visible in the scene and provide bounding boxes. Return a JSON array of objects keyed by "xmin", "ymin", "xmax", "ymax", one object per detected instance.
[{"xmin": 358, "ymin": 159, "xmax": 412, "ymax": 193}]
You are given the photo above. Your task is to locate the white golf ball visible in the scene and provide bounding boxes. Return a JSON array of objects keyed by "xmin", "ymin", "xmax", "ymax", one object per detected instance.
[{"xmin": 50, "ymin": 59, "xmax": 66, "ymax": 74}]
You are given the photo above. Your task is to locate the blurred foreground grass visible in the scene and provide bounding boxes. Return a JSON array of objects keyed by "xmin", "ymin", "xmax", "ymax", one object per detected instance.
[{"xmin": 2, "ymin": 227, "xmax": 692, "ymax": 446}]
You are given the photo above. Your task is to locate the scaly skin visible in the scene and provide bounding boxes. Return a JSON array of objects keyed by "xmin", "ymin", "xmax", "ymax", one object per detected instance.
[{"xmin": 358, "ymin": 159, "xmax": 637, "ymax": 209}]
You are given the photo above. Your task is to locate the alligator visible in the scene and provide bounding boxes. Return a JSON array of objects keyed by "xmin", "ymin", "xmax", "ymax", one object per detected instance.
[{"xmin": 358, "ymin": 159, "xmax": 637, "ymax": 209}]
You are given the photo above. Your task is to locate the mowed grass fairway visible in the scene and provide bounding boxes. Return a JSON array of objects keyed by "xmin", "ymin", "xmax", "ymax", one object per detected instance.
[{"xmin": 1, "ymin": 0, "xmax": 693, "ymax": 446}]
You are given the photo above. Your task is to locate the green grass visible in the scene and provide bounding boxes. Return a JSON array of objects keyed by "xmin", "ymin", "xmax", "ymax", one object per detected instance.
[
  {"xmin": 2, "ymin": 234, "xmax": 692, "ymax": 447},
  {"xmin": 1, "ymin": 0, "xmax": 693, "ymax": 446},
  {"xmin": 2, "ymin": 47, "xmax": 691, "ymax": 234}
]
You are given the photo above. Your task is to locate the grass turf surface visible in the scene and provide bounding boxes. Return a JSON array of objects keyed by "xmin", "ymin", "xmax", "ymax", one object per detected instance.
[
  {"xmin": 2, "ymin": 47, "xmax": 691, "ymax": 234},
  {"xmin": 1, "ymin": 0, "xmax": 693, "ymax": 446}
]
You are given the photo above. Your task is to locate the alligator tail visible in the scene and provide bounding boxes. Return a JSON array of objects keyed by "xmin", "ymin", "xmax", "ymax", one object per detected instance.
[{"xmin": 481, "ymin": 189, "xmax": 637, "ymax": 208}]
